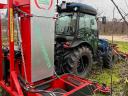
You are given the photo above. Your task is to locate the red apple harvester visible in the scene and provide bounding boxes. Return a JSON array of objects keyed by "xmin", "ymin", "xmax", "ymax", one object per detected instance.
[{"xmin": 0, "ymin": 0, "xmax": 110, "ymax": 96}]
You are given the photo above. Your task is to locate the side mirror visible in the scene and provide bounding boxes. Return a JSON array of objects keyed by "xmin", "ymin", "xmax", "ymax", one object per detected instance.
[
  {"xmin": 102, "ymin": 16, "xmax": 106, "ymax": 24},
  {"xmin": 61, "ymin": 1, "xmax": 67, "ymax": 9},
  {"xmin": 57, "ymin": 1, "xmax": 67, "ymax": 13}
]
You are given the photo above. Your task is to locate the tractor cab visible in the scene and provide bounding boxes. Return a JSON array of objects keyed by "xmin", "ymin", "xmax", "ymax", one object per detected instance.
[
  {"xmin": 55, "ymin": 2, "xmax": 99, "ymax": 76},
  {"xmin": 56, "ymin": 2, "xmax": 98, "ymax": 41}
]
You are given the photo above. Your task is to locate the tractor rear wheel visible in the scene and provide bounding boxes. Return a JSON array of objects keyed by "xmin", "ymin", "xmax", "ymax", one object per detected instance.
[{"xmin": 64, "ymin": 46, "xmax": 93, "ymax": 77}]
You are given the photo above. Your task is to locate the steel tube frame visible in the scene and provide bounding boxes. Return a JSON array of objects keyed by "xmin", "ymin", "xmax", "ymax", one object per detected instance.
[
  {"xmin": 0, "ymin": 1, "xmax": 24, "ymax": 96},
  {"xmin": 8, "ymin": 0, "xmax": 15, "ymax": 89},
  {"xmin": 0, "ymin": 11, "xmax": 2, "ymax": 81}
]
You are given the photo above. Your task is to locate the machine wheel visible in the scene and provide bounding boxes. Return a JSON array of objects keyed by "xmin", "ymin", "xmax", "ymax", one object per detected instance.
[
  {"xmin": 64, "ymin": 46, "xmax": 93, "ymax": 77},
  {"xmin": 103, "ymin": 50, "xmax": 113, "ymax": 68}
]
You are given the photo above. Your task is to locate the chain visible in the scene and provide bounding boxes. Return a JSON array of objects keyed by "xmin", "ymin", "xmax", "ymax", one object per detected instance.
[{"xmin": 15, "ymin": 7, "xmax": 54, "ymax": 19}]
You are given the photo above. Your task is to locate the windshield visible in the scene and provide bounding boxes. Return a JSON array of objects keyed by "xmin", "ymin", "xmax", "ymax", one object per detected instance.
[
  {"xmin": 55, "ymin": 12, "xmax": 97, "ymax": 36},
  {"xmin": 79, "ymin": 13, "xmax": 97, "ymax": 38},
  {"xmin": 55, "ymin": 13, "xmax": 77, "ymax": 35}
]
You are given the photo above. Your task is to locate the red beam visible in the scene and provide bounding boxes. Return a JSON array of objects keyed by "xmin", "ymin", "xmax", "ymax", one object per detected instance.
[
  {"xmin": 0, "ymin": 3, "xmax": 7, "ymax": 9},
  {"xmin": 11, "ymin": 71, "xmax": 24, "ymax": 96},
  {"xmin": 0, "ymin": 12, "xmax": 2, "ymax": 80},
  {"xmin": 8, "ymin": 0, "xmax": 15, "ymax": 88},
  {"xmin": 20, "ymin": 5, "xmax": 32, "ymax": 82},
  {"xmin": 0, "ymin": 81, "xmax": 18, "ymax": 96},
  {"xmin": 13, "ymin": 0, "xmax": 30, "ymax": 6}
]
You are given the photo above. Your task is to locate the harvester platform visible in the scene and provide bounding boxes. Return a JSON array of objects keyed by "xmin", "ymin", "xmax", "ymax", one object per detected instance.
[{"xmin": 19, "ymin": 74, "xmax": 110, "ymax": 96}]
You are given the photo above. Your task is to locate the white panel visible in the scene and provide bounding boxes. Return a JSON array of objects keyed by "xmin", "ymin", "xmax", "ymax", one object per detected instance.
[{"xmin": 30, "ymin": 0, "xmax": 56, "ymax": 82}]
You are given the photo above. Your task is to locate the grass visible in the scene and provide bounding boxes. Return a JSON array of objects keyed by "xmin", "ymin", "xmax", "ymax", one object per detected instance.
[
  {"xmin": 0, "ymin": 87, "xmax": 2, "ymax": 96},
  {"xmin": 113, "ymin": 41, "xmax": 128, "ymax": 53},
  {"xmin": 90, "ymin": 41, "xmax": 128, "ymax": 96},
  {"xmin": 90, "ymin": 63, "xmax": 123, "ymax": 96}
]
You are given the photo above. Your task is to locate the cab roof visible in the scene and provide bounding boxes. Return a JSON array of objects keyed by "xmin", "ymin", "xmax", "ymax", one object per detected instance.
[{"xmin": 58, "ymin": 2, "xmax": 97, "ymax": 15}]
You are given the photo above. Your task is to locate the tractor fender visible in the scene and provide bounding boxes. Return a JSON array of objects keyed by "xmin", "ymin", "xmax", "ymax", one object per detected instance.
[
  {"xmin": 98, "ymin": 39, "xmax": 111, "ymax": 52},
  {"xmin": 70, "ymin": 40, "xmax": 94, "ymax": 54}
]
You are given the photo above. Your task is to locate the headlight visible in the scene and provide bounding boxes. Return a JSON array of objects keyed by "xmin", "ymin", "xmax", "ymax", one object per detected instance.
[{"xmin": 74, "ymin": 7, "xmax": 78, "ymax": 11}]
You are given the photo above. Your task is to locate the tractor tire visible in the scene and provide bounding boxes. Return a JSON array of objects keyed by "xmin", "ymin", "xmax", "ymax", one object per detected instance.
[
  {"xmin": 103, "ymin": 50, "xmax": 113, "ymax": 68},
  {"xmin": 64, "ymin": 46, "xmax": 93, "ymax": 77}
]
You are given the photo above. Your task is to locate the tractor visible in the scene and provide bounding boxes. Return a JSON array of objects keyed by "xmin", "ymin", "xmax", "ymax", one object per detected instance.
[{"xmin": 55, "ymin": 2, "xmax": 113, "ymax": 77}]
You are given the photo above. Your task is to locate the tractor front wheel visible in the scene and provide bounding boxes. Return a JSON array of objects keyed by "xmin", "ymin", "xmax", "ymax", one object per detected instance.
[{"xmin": 103, "ymin": 50, "xmax": 113, "ymax": 68}]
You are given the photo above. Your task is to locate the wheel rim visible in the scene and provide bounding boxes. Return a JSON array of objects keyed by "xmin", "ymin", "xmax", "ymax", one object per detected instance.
[{"xmin": 77, "ymin": 55, "xmax": 89, "ymax": 75}]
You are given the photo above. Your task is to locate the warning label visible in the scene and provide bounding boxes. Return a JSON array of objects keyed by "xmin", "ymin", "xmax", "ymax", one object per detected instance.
[
  {"xmin": 38, "ymin": 0, "xmax": 49, "ymax": 5},
  {"xmin": 35, "ymin": 0, "xmax": 53, "ymax": 10}
]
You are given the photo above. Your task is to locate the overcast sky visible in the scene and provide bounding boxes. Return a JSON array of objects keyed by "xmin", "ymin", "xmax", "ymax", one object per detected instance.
[
  {"xmin": 86, "ymin": 0, "xmax": 128, "ymax": 20},
  {"xmin": 0, "ymin": 0, "xmax": 128, "ymax": 20},
  {"xmin": 66, "ymin": 0, "xmax": 128, "ymax": 20},
  {"xmin": 0, "ymin": 0, "xmax": 6, "ymax": 3}
]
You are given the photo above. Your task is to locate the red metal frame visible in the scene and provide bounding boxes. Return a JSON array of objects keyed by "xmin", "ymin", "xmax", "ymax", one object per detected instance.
[
  {"xmin": 0, "ymin": 0, "xmax": 111, "ymax": 96},
  {"xmin": 20, "ymin": 4, "xmax": 32, "ymax": 83},
  {"xmin": 0, "ymin": 10, "xmax": 2, "ymax": 81},
  {"xmin": 13, "ymin": 0, "xmax": 30, "ymax": 6},
  {"xmin": 8, "ymin": 0, "xmax": 15, "ymax": 89},
  {"xmin": 112, "ymin": 43, "xmax": 128, "ymax": 60},
  {"xmin": 0, "ymin": 3, "xmax": 7, "ymax": 9}
]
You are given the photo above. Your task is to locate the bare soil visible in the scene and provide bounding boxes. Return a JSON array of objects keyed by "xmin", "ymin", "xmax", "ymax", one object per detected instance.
[{"xmin": 99, "ymin": 35, "xmax": 128, "ymax": 42}]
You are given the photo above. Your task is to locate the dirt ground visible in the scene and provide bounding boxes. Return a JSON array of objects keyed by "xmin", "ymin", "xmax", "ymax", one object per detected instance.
[{"xmin": 99, "ymin": 35, "xmax": 128, "ymax": 42}]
